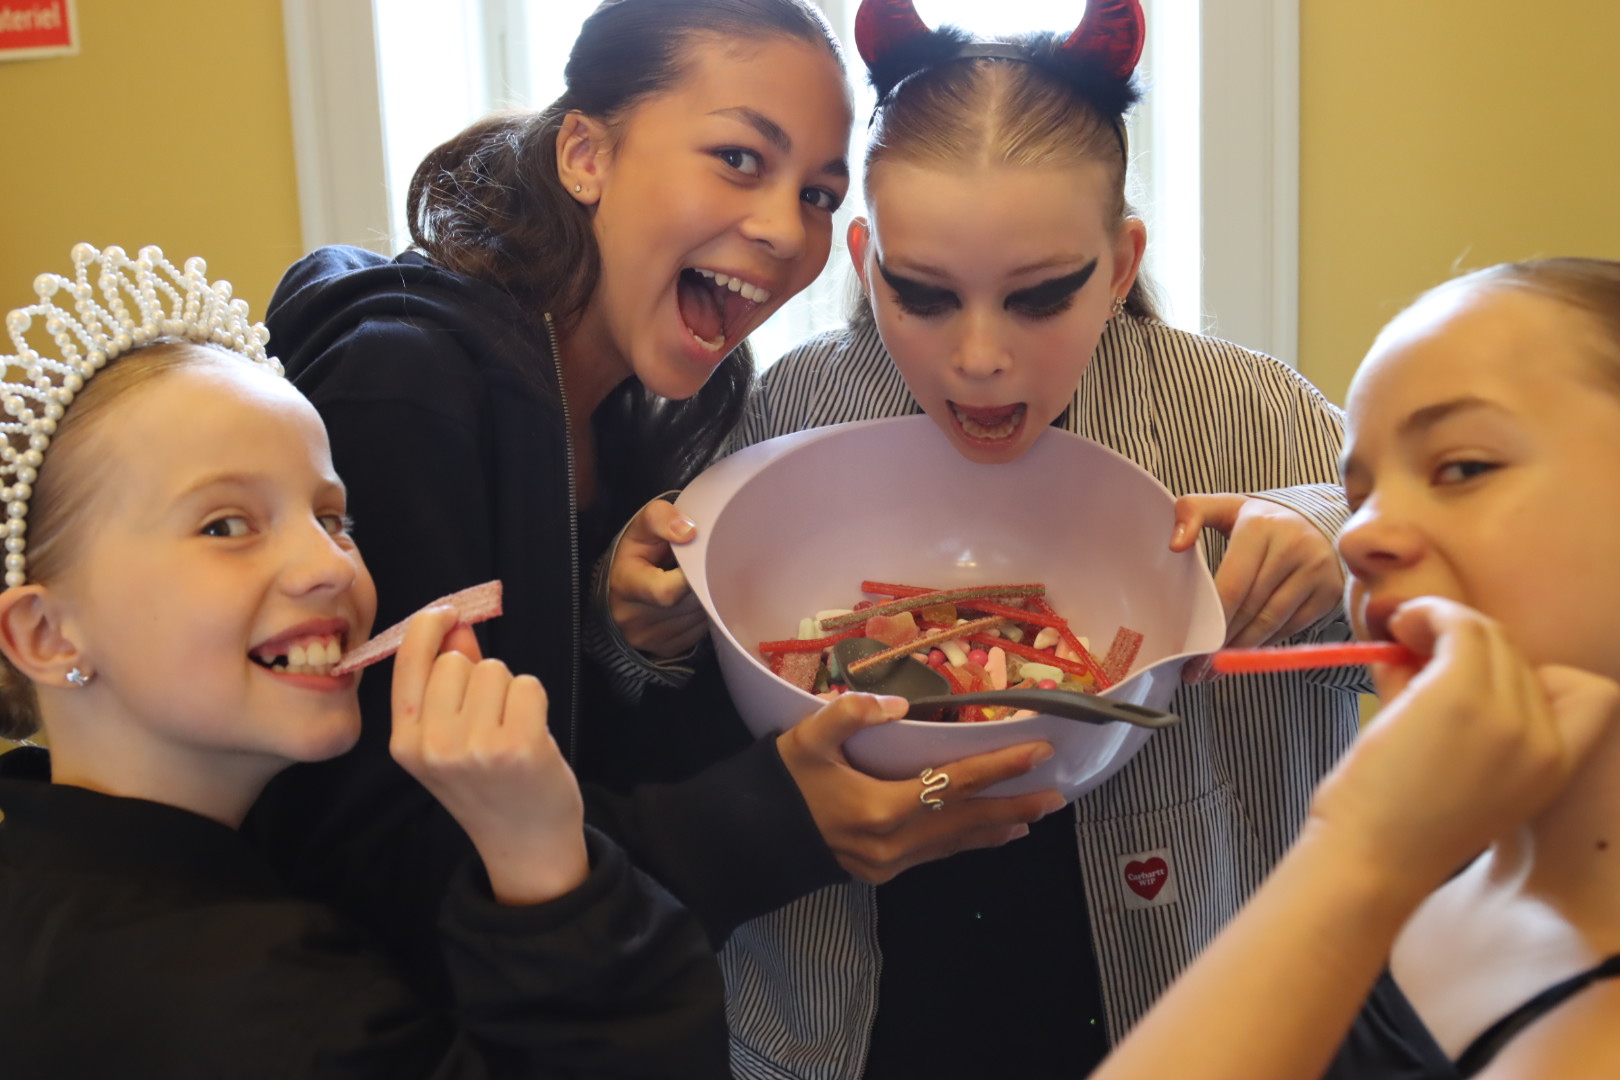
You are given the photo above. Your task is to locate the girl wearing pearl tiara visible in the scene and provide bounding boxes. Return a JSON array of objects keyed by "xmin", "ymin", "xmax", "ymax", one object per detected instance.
[
  {"xmin": 0, "ymin": 244, "xmax": 727, "ymax": 1077},
  {"xmin": 613, "ymin": 1, "xmax": 1365, "ymax": 1075}
]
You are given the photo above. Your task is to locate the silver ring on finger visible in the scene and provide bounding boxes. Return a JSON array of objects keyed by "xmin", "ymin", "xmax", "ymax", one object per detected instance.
[{"xmin": 919, "ymin": 766, "xmax": 950, "ymax": 811}]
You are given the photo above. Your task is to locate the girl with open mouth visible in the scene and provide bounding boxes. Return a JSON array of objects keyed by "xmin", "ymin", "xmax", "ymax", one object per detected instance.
[{"xmin": 613, "ymin": 2, "xmax": 1370, "ymax": 1077}]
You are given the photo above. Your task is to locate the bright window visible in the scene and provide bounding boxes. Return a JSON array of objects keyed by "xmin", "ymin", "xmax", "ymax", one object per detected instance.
[{"xmin": 289, "ymin": 0, "xmax": 1294, "ymax": 364}]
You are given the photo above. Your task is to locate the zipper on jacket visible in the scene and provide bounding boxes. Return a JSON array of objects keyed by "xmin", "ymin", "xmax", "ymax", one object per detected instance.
[{"xmin": 543, "ymin": 312, "xmax": 582, "ymax": 767}]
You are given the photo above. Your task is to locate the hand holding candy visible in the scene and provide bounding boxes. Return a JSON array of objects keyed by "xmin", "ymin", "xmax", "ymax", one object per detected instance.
[
  {"xmin": 609, "ymin": 497, "xmax": 710, "ymax": 657},
  {"xmin": 775, "ymin": 693, "xmax": 1067, "ymax": 883},
  {"xmin": 1171, "ymin": 493, "xmax": 1345, "ymax": 663},
  {"xmin": 1307, "ymin": 597, "xmax": 1619, "ymax": 903},
  {"xmin": 389, "ymin": 604, "xmax": 587, "ymax": 905}
]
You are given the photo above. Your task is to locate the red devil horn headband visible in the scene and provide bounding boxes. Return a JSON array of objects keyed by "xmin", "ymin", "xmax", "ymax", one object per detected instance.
[
  {"xmin": 855, "ymin": 0, "xmax": 1145, "ymax": 81},
  {"xmin": 1059, "ymin": 0, "xmax": 1145, "ymax": 78}
]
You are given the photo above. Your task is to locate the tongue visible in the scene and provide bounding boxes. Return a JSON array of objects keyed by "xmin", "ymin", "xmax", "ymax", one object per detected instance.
[
  {"xmin": 677, "ymin": 272, "xmax": 725, "ymax": 343},
  {"xmin": 721, "ymin": 287, "xmax": 756, "ymax": 334},
  {"xmin": 956, "ymin": 403, "xmax": 1021, "ymax": 425}
]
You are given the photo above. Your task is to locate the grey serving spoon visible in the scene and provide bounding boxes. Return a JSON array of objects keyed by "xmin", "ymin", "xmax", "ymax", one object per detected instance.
[{"xmin": 829, "ymin": 637, "xmax": 1180, "ymax": 730}]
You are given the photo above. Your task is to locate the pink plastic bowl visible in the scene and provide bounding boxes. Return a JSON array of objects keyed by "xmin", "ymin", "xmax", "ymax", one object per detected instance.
[{"xmin": 674, "ymin": 416, "xmax": 1225, "ymax": 801}]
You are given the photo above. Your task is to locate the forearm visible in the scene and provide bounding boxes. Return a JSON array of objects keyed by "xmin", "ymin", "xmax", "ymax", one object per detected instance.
[{"xmin": 1094, "ymin": 820, "xmax": 1427, "ymax": 1080}]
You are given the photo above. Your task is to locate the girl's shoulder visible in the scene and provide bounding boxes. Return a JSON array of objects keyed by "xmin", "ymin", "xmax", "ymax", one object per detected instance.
[
  {"xmin": 764, "ymin": 319, "xmax": 898, "ymax": 386},
  {"xmin": 269, "ymin": 247, "xmax": 559, "ymax": 417},
  {"xmin": 748, "ymin": 320, "xmax": 916, "ymax": 439},
  {"xmin": 1105, "ymin": 314, "xmax": 1341, "ymax": 409}
]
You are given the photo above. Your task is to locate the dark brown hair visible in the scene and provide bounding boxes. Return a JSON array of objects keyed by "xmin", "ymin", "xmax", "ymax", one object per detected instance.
[{"xmin": 406, "ymin": 0, "xmax": 844, "ymax": 510}]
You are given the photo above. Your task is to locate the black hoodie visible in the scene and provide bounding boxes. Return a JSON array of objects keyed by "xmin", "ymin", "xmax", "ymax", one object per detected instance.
[{"xmin": 247, "ymin": 246, "xmax": 841, "ymax": 1004}]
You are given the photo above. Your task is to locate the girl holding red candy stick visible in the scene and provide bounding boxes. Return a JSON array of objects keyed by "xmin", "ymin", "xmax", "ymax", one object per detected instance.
[
  {"xmin": 611, "ymin": 2, "xmax": 1365, "ymax": 1076},
  {"xmin": 0, "ymin": 245, "xmax": 727, "ymax": 1077},
  {"xmin": 1096, "ymin": 264, "xmax": 1620, "ymax": 1078}
]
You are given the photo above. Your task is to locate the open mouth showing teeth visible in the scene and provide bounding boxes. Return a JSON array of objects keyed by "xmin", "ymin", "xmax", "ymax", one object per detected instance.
[
  {"xmin": 676, "ymin": 268, "xmax": 772, "ymax": 353},
  {"xmin": 950, "ymin": 402, "xmax": 1026, "ymax": 441},
  {"xmin": 250, "ymin": 635, "xmax": 346, "ymax": 676}
]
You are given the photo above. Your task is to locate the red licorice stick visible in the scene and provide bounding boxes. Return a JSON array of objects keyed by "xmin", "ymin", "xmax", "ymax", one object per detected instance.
[
  {"xmin": 820, "ymin": 584, "xmax": 1045, "ymax": 631},
  {"xmin": 968, "ymin": 633, "xmax": 1097, "ymax": 681},
  {"xmin": 848, "ymin": 616, "xmax": 1006, "ymax": 674},
  {"xmin": 859, "ymin": 581, "xmax": 1062, "ymax": 624},
  {"xmin": 758, "ymin": 627, "xmax": 864, "ymax": 654},
  {"xmin": 1026, "ymin": 596, "xmax": 1111, "ymax": 684},
  {"xmin": 1210, "ymin": 641, "xmax": 1419, "ymax": 675},
  {"xmin": 333, "ymin": 580, "xmax": 503, "ymax": 675}
]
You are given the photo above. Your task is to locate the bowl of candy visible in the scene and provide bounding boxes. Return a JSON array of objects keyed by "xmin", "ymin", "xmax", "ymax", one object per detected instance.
[{"xmin": 674, "ymin": 416, "xmax": 1225, "ymax": 801}]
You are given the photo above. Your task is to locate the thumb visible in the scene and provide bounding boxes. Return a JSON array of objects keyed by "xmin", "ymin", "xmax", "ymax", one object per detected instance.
[
  {"xmin": 1537, "ymin": 664, "xmax": 1620, "ymax": 765},
  {"xmin": 629, "ymin": 499, "xmax": 697, "ymax": 547},
  {"xmin": 1171, "ymin": 493, "xmax": 1244, "ymax": 549},
  {"xmin": 791, "ymin": 693, "xmax": 909, "ymax": 757}
]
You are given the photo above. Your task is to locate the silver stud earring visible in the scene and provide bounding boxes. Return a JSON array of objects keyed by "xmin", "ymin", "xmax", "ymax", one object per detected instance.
[{"xmin": 65, "ymin": 667, "xmax": 92, "ymax": 688}]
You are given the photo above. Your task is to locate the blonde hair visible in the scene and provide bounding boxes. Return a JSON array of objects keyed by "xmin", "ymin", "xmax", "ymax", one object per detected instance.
[
  {"xmin": 0, "ymin": 342, "xmax": 226, "ymax": 739},
  {"xmin": 1456, "ymin": 258, "xmax": 1620, "ymax": 385},
  {"xmin": 863, "ymin": 40, "xmax": 1159, "ymax": 319}
]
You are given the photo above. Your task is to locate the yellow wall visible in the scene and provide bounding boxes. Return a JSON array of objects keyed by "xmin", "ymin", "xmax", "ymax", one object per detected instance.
[
  {"xmin": 1298, "ymin": 0, "xmax": 1620, "ymax": 405},
  {"xmin": 0, "ymin": 0, "xmax": 302, "ymax": 321},
  {"xmin": 4, "ymin": 0, "xmax": 1616, "ymax": 405},
  {"xmin": 1, "ymin": 1, "xmax": 1617, "ymax": 752}
]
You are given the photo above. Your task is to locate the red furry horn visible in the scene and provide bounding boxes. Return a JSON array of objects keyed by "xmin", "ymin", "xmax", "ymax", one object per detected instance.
[
  {"xmin": 854, "ymin": 0, "xmax": 932, "ymax": 69},
  {"xmin": 1058, "ymin": 0, "xmax": 1146, "ymax": 79}
]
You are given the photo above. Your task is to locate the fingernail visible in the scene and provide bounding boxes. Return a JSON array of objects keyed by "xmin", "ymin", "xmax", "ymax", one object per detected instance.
[
  {"xmin": 1041, "ymin": 793, "xmax": 1068, "ymax": 815},
  {"xmin": 672, "ymin": 516, "xmax": 696, "ymax": 541},
  {"xmin": 1029, "ymin": 744, "xmax": 1054, "ymax": 766},
  {"xmin": 878, "ymin": 695, "xmax": 910, "ymax": 717},
  {"xmin": 1009, "ymin": 824, "xmax": 1031, "ymax": 841},
  {"xmin": 1171, "ymin": 523, "xmax": 1187, "ymax": 546}
]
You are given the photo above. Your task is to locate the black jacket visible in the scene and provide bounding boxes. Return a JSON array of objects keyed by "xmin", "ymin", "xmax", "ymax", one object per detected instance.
[
  {"xmin": 247, "ymin": 247, "xmax": 840, "ymax": 1002},
  {"xmin": 0, "ymin": 748, "xmax": 727, "ymax": 1079}
]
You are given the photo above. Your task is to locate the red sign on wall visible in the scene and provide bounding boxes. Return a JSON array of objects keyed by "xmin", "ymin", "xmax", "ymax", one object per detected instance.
[{"xmin": 0, "ymin": 0, "xmax": 77, "ymax": 62}]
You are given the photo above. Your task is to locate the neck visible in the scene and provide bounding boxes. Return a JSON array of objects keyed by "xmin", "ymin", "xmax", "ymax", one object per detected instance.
[
  {"xmin": 1486, "ymin": 724, "xmax": 1620, "ymax": 941},
  {"xmin": 41, "ymin": 698, "xmax": 278, "ymax": 829},
  {"xmin": 553, "ymin": 302, "xmax": 633, "ymax": 421}
]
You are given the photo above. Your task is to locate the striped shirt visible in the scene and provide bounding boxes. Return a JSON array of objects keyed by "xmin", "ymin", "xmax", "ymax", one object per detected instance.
[{"xmin": 718, "ymin": 313, "xmax": 1368, "ymax": 1080}]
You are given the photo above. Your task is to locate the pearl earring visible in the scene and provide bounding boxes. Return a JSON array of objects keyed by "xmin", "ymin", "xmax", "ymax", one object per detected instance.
[
  {"xmin": 65, "ymin": 667, "xmax": 92, "ymax": 688},
  {"xmin": 574, "ymin": 184, "xmax": 582, "ymax": 193}
]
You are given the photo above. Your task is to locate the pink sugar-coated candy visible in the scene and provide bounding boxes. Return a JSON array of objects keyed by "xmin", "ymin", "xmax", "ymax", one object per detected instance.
[
  {"xmin": 1037, "ymin": 678, "xmax": 1058, "ymax": 690},
  {"xmin": 926, "ymin": 649, "xmax": 947, "ymax": 668},
  {"xmin": 331, "ymin": 580, "xmax": 504, "ymax": 676},
  {"xmin": 967, "ymin": 648, "xmax": 990, "ymax": 667}
]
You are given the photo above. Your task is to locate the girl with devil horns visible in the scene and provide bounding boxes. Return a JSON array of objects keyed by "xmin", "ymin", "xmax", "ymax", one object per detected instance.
[
  {"xmin": 610, "ymin": 1, "xmax": 1364, "ymax": 1076},
  {"xmin": 245, "ymin": 0, "xmax": 1060, "ymax": 1033}
]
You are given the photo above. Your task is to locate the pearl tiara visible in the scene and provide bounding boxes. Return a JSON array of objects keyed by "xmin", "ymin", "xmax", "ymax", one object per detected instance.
[{"xmin": 1, "ymin": 243, "xmax": 284, "ymax": 588}]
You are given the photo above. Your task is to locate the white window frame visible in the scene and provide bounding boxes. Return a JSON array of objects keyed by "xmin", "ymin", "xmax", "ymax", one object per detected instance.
[{"xmin": 282, "ymin": 0, "xmax": 1298, "ymax": 363}]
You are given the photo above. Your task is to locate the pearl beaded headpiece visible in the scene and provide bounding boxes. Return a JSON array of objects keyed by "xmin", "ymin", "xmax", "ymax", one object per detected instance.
[{"xmin": 1, "ymin": 243, "xmax": 284, "ymax": 588}]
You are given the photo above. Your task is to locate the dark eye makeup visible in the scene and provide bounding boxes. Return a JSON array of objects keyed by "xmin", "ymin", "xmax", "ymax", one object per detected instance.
[
  {"xmin": 876, "ymin": 256, "xmax": 1101, "ymax": 319},
  {"xmin": 1006, "ymin": 259, "xmax": 1098, "ymax": 316}
]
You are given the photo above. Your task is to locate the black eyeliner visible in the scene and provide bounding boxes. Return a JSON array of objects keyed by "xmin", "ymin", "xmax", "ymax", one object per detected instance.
[
  {"xmin": 876, "ymin": 258, "xmax": 957, "ymax": 310},
  {"xmin": 1006, "ymin": 258, "xmax": 1099, "ymax": 310}
]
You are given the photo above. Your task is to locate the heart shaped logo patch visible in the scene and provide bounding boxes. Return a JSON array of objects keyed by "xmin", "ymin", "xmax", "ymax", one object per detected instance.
[
  {"xmin": 1123, "ymin": 857, "xmax": 1169, "ymax": 900},
  {"xmin": 1115, "ymin": 847, "xmax": 1179, "ymax": 910}
]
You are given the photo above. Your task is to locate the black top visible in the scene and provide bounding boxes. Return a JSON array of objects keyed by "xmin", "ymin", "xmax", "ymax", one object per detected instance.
[
  {"xmin": 1326, "ymin": 959, "xmax": 1620, "ymax": 1080},
  {"xmin": 246, "ymin": 247, "xmax": 843, "ymax": 1003},
  {"xmin": 864, "ymin": 808, "xmax": 1110, "ymax": 1078},
  {"xmin": 0, "ymin": 747, "xmax": 727, "ymax": 1079}
]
